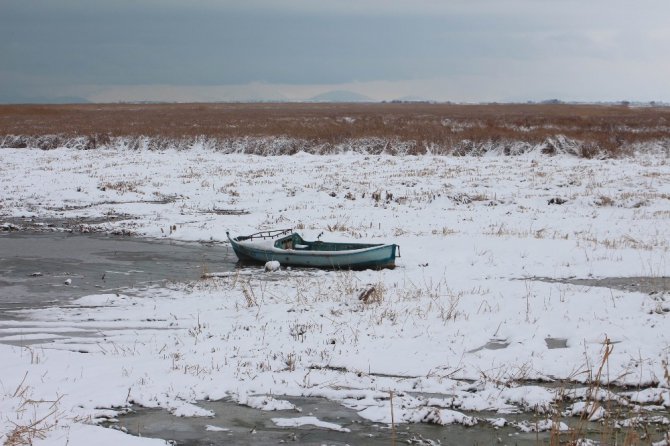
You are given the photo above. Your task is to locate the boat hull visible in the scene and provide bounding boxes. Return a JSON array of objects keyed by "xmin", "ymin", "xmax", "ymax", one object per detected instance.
[{"xmin": 228, "ymin": 232, "xmax": 398, "ymax": 270}]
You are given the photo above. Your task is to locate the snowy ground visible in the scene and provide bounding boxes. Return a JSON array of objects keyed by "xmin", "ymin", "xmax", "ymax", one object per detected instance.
[{"xmin": 1, "ymin": 146, "xmax": 669, "ymax": 444}]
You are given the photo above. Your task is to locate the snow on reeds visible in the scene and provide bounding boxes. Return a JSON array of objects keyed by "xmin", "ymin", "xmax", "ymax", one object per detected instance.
[{"xmin": 2, "ymin": 103, "xmax": 670, "ymax": 157}]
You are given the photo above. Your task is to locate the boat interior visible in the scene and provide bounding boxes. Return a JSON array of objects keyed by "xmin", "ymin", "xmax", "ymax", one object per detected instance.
[{"xmin": 274, "ymin": 233, "xmax": 382, "ymax": 252}]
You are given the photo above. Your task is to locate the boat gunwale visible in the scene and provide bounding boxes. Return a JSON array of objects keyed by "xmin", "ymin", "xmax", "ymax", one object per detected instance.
[{"xmin": 232, "ymin": 239, "xmax": 392, "ymax": 257}]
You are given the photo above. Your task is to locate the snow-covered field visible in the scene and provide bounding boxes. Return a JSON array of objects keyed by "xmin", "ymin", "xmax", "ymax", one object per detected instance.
[{"xmin": 1, "ymin": 145, "xmax": 669, "ymax": 444}]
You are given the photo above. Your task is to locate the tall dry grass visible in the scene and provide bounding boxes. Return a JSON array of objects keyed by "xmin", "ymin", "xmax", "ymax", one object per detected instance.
[{"xmin": 1, "ymin": 103, "xmax": 669, "ymax": 156}]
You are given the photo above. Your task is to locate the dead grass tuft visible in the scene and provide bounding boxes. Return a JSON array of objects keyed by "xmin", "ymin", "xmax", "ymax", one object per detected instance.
[
  {"xmin": 4, "ymin": 374, "xmax": 64, "ymax": 446},
  {"xmin": 358, "ymin": 284, "xmax": 385, "ymax": 304}
]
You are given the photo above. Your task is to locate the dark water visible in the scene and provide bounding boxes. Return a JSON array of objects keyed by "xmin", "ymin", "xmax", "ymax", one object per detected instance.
[
  {"xmin": 0, "ymin": 232, "xmax": 235, "ymax": 316},
  {"xmin": 113, "ymin": 395, "xmax": 670, "ymax": 446},
  {"xmin": 534, "ymin": 276, "xmax": 670, "ymax": 295},
  {"xmin": 113, "ymin": 397, "xmax": 539, "ymax": 446}
]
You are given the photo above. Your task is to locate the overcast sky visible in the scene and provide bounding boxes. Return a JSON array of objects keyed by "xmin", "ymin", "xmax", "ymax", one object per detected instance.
[{"xmin": 1, "ymin": 0, "xmax": 669, "ymax": 103}]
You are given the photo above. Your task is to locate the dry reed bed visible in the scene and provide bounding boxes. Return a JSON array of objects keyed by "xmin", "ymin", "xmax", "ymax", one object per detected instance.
[{"xmin": 2, "ymin": 103, "xmax": 670, "ymax": 156}]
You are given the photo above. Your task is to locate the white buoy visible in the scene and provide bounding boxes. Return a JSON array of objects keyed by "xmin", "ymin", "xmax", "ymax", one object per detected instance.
[
  {"xmin": 64, "ymin": 278, "xmax": 72, "ymax": 285},
  {"xmin": 264, "ymin": 260, "xmax": 281, "ymax": 272}
]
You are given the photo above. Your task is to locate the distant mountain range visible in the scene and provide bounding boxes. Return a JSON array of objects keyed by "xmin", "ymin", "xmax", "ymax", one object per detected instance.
[
  {"xmin": 0, "ymin": 94, "xmax": 90, "ymax": 104},
  {"xmin": 307, "ymin": 90, "xmax": 372, "ymax": 102},
  {"xmin": 389, "ymin": 95, "xmax": 430, "ymax": 103}
]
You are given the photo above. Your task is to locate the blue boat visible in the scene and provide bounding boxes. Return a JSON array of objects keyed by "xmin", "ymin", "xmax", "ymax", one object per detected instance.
[{"xmin": 227, "ymin": 229, "xmax": 399, "ymax": 270}]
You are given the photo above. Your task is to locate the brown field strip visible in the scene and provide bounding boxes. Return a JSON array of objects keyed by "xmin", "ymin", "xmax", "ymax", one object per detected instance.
[{"xmin": 1, "ymin": 102, "xmax": 669, "ymax": 155}]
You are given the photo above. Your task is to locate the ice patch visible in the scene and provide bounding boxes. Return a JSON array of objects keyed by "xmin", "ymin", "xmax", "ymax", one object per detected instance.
[
  {"xmin": 271, "ymin": 416, "xmax": 350, "ymax": 432},
  {"xmin": 237, "ymin": 394, "xmax": 297, "ymax": 411},
  {"xmin": 205, "ymin": 424, "xmax": 230, "ymax": 432}
]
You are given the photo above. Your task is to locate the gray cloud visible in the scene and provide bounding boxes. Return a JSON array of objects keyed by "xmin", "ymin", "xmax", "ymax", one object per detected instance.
[{"xmin": 1, "ymin": 0, "xmax": 668, "ymax": 102}]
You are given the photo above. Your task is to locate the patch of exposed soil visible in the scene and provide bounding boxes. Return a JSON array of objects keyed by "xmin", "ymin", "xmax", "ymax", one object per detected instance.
[{"xmin": 534, "ymin": 276, "xmax": 670, "ymax": 295}]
